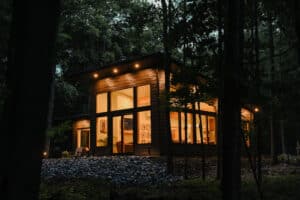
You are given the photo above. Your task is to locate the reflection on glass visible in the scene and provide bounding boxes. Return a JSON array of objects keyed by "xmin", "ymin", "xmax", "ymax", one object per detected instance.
[
  {"xmin": 207, "ymin": 116, "xmax": 216, "ymax": 144},
  {"xmin": 96, "ymin": 93, "xmax": 108, "ymax": 113},
  {"xmin": 77, "ymin": 129, "xmax": 90, "ymax": 148},
  {"xmin": 201, "ymin": 115, "xmax": 207, "ymax": 144},
  {"xmin": 187, "ymin": 113, "xmax": 193, "ymax": 144},
  {"xmin": 111, "ymin": 88, "xmax": 133, "ymax": 111},
  {"xmin": 137, "ymin": 85, "xmax": 151, "ymax": 107},
  {"xmin": 138, "ymin": 111, "xmax": 151, "ymax": 144},
  {"xmin": 170, "ymin": 112, "xmax": 179, "ymax": 142},
  {"xmin": 123, "ymin": 115, "xmax": 133, "ymax": 153},
  {"xmin": 196, "ymin": 114, "xmax": 202, "ymax": 144},
  {"xmin": 112, "ymin": 115, "xmax": 134, "ymax": 153},
  {"xmin": 96, "ymin": 117, "xmax": 108, "ymax": 147},
  {"xmin": 113, "ymin": 116, "xmax": 121, "ymax": 153},
  {"xmin": 181, "ymin": 113, "xmax": 186, "ymax": 143}
]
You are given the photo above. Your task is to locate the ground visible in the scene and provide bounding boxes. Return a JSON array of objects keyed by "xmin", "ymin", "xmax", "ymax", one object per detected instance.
[{"xmin": 40, "ymin": 156, "xmax": 300, "ymax": 200}]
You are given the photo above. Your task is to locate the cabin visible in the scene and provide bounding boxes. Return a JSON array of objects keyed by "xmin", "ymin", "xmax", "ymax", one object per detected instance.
[{"xmin": 62, "ymin": 53, "xmax": 252, "ymax": 156}]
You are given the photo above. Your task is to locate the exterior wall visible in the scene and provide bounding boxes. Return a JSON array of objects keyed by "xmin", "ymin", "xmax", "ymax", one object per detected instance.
[{"xmin": 71, "ymin": 67, "xmax": 221, "ymax": 156}]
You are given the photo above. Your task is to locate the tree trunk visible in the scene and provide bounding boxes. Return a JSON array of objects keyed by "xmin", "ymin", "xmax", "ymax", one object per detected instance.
[
  {"xmin": 0, "ymin": 1, "xmax": 60, "ymax": 199},
  {"xmin": 253, "ymin": 0, "xmax": 262, "ymax": 193},
  {"xmin": 267, "ymin": 11, "xmax": 277, "ymax": 165},
  {"xmin": 221, "ymin": 0, "xmax": 244, "ymax": 199},
  {"xmin": 161, "ymin": 0, "xmax": 173, "ymax": 174},
  {"xmin": 184, "ymin": 109, "xmax": 188, "ymax": 179},
  {"xmin": 197, "ymin": 101, "xmax": 206, "ymax": 180},
  {"xmin": 293, "ymin": 0, "xmax": 300, "ymax": 66},
  {"xmin": 44, "ymin": 66, "xmax": 56, "ymax": 158},
  {"xmin": 280, "ymin": 120, "xmax": 286, "ymax": 155},
  {"xmin": 216, "ymin": 0, "xmax": 223, "ymax": 180}
]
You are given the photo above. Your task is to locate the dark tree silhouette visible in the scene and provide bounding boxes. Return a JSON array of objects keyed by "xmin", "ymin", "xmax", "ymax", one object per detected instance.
[
  {"xmin": 161, "ymin": 0, "xmax": 174, "ymax": 174},
  {"xmin": 0, "ymin": 1, "xmax": 60, "ymax": 199},
  {"xmin": 221, "ymin": 0, "xmax": 244, "ymax": 199}
]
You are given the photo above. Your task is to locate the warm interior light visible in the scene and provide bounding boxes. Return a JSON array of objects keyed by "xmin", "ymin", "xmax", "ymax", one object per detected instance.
[
  {"xmin": 113, "ymin": 68, "xmax": 118, "ymax": 74},
  {"xmin": 93, "ymin": 73, "xmax": 99, "ymax": 79},
  {"xmin": 43, "ymin": 151, "xmax": 47, "ymax": 157},
  {"xmin": 134, "ymin": 63, "xmax": 140, "ymax": 69},
  {"xmin": 254, "ymin": 107, "xmax": 260, "ymax": 113}
]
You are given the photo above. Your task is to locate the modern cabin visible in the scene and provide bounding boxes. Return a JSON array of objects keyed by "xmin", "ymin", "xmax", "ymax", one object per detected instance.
[{"xmin": 64, "ymin": 53, "xmax": 252, "ymax": 156}]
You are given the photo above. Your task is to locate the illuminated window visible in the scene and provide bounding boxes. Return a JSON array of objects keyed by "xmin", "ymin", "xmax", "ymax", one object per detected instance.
[
  {"xmin": 196, "ymin": 114, "xmax": 202, "ymax": 144},
  {"xmin": 170, "ymin": 112, "xmax": 179, "ymax": 142},
  {"xmin": 96, "ymin": 117, "xmax": 108, "ymax": 147},
  {"xmin": 96, "ymin": 93, "xmax": 108, "ymax": 113},
  {"xmin": 195, "ymin": 101, "xmax": 216, "ymax": 112},
  {"xmin": 137, "ymin": 85, "xmax": 151, "ymax": 107},
  {"xmin": 187, "ymin": 113, "xmax": 193, "ymax": 144},
  {"xmin": 111, "ymin": 88, "xmax": 133, "ymax": 111},
  {"xmin": 179, "ymin": 112, "xmax": 193, "ymax": 144},
  {"xmin": 181, "ymin": 113, "xmax": 186, "ymax": 143},
  {"xmin": 137, "ymin": 111, "xmax": 151, "ymax": 144},
  {"xmin": 207, "ymin": 116, "xmax": 216, "ymax": 144},
  {"xmin": 201, "ymin": 115, "xmax": 208, "ymax": 144}
]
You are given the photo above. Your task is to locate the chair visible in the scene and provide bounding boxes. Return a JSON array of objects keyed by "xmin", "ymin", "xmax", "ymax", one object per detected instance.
[{"xmin": 74, "ymin": 147, "xmax": 83, "ymax": 157}]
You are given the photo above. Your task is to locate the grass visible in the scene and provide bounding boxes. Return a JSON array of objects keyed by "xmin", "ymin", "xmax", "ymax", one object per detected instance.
[{"xmin": 39, "ymin": 175, "xmax": 300, "ymax": 200}]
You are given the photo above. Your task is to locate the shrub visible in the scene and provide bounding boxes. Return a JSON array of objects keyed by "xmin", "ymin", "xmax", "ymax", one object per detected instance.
[{"xmin": 61, "ymin": 150, "xmax": 70, "ymax": 158}]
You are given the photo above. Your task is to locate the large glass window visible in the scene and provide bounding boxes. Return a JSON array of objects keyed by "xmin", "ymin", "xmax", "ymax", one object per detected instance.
[
  {"xmin": 201, "ymin": 115, "xmax": 208, "ymax": 144},
  {"xmin": 196, "ymin": 114, "xmax": 202, "ymax": 144},
  {"xmin": 137, "ymin": 85, "xmax": 150, "ymax": 107},
  {"xmin": 96, "ymin": 93, "xmax": 107, "ymax": 113},
  {"xmin": 195, "ymin": 101, "xmax": 216, "ymax": 113},
  {"xmin": 96, "ymin": 117, "xmax": 108, "ymax": 147},
  {"xmin": 137, "ymin": 111, "xmax": 151, "ymax": 144},
  {"xmin": 180, "ymin": 113, "xmax": 193, "ymax": 144},
  {"xmin": 208, "ymin": 116, "xmax": 216, "ymax": 144},
  {"xmin": 187, "ymin": 113, "xmax": 193, "ymax": 144},
  {"xmin": 195, "ymin": 115, "xmax": 216, "ymax": 144},
  {"xmin": 181, "ymin": 113, "xmax": 186, "ymax": 143},
  {"xmin": 111, "ymin": 88, "xmax": 133, "ymax": 111},
  {"xmin": 170, "ymin": 112, "xmax": 179, "ymax": 142}
]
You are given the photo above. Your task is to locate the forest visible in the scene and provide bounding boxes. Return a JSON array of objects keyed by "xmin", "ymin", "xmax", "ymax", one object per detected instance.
[{"xmin": 0, "ymin": 0, "xmax": 300, "ymax": 200}]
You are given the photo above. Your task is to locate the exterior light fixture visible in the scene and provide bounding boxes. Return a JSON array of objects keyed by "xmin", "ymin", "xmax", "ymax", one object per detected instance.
[
  {"xmin": 134, "ymin": 63, "xmax": 140, "ymax": 69},
  {"xmin": 93, "ymin": 73, "xmax": 99, "ymax": 79},
  {"xmin": 254, "ymin": 107, "xmax": 260, "ymax": 113},
  {"xmin": 113, "ymin": 68, "xmax": 118, "ymax": 74}
]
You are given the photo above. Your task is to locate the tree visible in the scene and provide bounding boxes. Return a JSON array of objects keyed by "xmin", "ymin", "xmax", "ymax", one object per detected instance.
[
  {"xmin": 161, "ymin": 0, "xmax": 174, "ymax": 175},
  {"xmin": 0, "ymin": 1, "xmax": 60, "ymax": 199},
  {"xmin": 221, "ymin": 0, "xmax": 244, "ymax": 200}
]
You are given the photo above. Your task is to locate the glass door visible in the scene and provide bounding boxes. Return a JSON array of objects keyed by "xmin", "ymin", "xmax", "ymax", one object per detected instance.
[
  {"xmin": 112, "ymin": 114, "xmax": 134, "ymax": 154},
  {"xmin": 76, "ymin": 128, "xmax": 90, "ymax": 150}
]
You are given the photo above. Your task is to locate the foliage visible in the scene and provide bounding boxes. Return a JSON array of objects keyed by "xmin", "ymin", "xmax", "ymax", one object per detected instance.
[
  {"xmin": 0, "ymin": 0, "xmax": 12, "ymax": 115},
  {"xmin": 47, "ymin": 120, "xmax": 72, "ymax": 140},
  {"xmin": 40, "ymin": 175, "xmax": 300, "ymax": 200},
  {"xmin": 277, "ymin": 154, "xmax": 300, "ymax": 165},
  {"xmin": 61, "ymin": 150, "xmax": 71, "ymax": 158},
  {"xmin": 57, "ymin": 0, "xmax": 162, "ymax": 74}
]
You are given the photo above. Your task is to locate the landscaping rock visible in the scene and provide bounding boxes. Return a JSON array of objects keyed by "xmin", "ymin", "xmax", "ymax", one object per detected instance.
[{"xmin": 41, "ymin": 156, "xmax": 183, "ymax": 186}]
